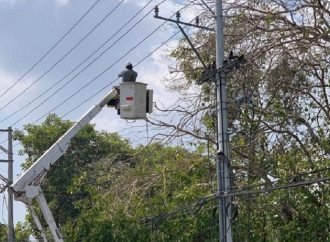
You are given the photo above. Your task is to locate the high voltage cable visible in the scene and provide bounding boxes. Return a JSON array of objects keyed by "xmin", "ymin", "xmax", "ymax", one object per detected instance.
[
  {"xmin": 0, "ymin": 0, "xmax": 159, "ymax": 124},
  {"xmin": 0, "ymin": 2, "xmax": 190, "ymax": 144},
  {"xmin": 8, "ymin": 2, "xmax": 190, "ymax": 126},
  {"xmin": 61, "ymin": 29, "xmax": 182, "ymax": 119},
  {"xmin": 141, "ymin": 176, "xmax": 330, "ymax": 224},
  {"xmin": 33, "ymin": 14, "xmax": 181, "ymax": 124},
  {"xmin": 0, "ymin": 0, "xmax": 125, "ymax": 113},
  {"xmin": 0, "ymin": 0, "xmax": 102, "ymax": 99},
  {"xmin": 230, "ymin": 167, "xmax": 330, "ymax": 191}
]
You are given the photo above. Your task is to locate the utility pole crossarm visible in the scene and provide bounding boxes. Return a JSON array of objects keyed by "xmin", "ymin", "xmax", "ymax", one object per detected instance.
[{"xmin": 154, "ymin": 5, "xmax": 215, "ymax": 31}]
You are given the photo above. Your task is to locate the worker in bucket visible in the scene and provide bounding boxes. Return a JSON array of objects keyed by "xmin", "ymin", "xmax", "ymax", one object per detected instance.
[
  {"xmin": 108, "ymin": 62, "xmax": 137, "ymax": 109},
  {"xmin": 118, "ymin": 62, "xmax": 138, "ymax": 82}
]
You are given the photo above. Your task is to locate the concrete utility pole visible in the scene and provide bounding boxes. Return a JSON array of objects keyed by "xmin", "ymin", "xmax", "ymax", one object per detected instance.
[
  {"xmin": 8, "ymin": 127, "xmax": 14, "ymax": 242},
  {"xmin": 154, "ymin": 2, "xmax": 235, "ymax": 241},
  {"xmin": 215, "ymin": 0, "xmax": 233, "ymax": 241},
  {"xmin": 0, "ymin": 127, "xmax": 15, "ymax": 242}
]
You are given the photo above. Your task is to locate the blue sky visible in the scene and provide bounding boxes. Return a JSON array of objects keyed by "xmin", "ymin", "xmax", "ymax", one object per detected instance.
[{"xmin": 0, "ymin": 0, "xmax": 203, "ymax": 225}]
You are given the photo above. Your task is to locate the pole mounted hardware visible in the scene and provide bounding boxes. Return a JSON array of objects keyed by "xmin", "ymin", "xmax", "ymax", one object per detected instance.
[
  {"xmin": 154, "ymin": 6, "xmax": 213, "ymax": 71},
  {"xmin": 197, "ymin": 52, "xmax": 246, "ymax": 85},
  {"xmin": 154, "ymin": 6, "xmax": 245, "ymax": 86},
  {"xmin": 154, "ymin": 6, "xmax": 214, "ymax": 31},
  {"xmin": 200, "ymin": 0, "xmax": 215, "ymax": 16}
]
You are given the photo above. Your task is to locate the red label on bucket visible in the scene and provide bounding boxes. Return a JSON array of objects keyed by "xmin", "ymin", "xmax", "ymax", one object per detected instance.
[{"xmin": 126, "ymin": 96, "xmax": 134, "ymax": 100}]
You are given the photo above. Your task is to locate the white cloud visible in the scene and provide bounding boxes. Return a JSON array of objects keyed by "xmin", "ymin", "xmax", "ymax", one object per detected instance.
[
  {"xmin": 0, "ymin": 68, "xmax": 40, "ymax": 121},
  {"xmin": 54, "ymin": 0, "xmax": 70, "ymax": 7},
  {"xmin": 0, "ymin": 0, "xmax": 70, "ymax": 7}
]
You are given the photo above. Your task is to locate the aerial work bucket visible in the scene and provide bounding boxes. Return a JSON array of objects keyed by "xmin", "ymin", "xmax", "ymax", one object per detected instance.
[{"xmin": 119, "ymin": 82, "xmax": 152, "ymax": 119}]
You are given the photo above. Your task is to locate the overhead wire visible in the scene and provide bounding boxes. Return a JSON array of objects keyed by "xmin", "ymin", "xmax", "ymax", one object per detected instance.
[
  {"xmin": 0, "ymin": 2, "xmax": 189, "ymax": 146},
  {"xmin": 0, "ymin": 0, "xmax": 160, "ymax": 124},
  {"xmin": 0, "ymin": 3, "xmax": 188, "ymax": 144},
  {"xmin": 61, "ymin": 28, "xmax": 181, "ymax": 118},
  {"xmin": 230, "ymin": 167, "xmax": 330, "ymax": 191},
  {"xmin": 8, "ymin": 1, "xmax": 190, "ymax": 126},
  {"xmin": 0, "ymin": 0, "xmax": 103, "ymax": 99},
  {"xmin": 35, "ymin": 17, "xmax": 175, "ymax": 123},
  {"xmin": 0, "ymin": 0, "xmax": 125, "ymax": 113},
  {"xmin": 140, "ymin": 175, "xmax": 330, "ymax": 224},
  {"xmin": 4, "ymin": 2, "xmax": 329, "ymax": 236}
]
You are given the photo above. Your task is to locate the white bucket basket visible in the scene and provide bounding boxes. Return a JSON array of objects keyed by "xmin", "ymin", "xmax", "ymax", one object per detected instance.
[{"xmin": 119, "ymin": 82, "xmax": 148, "ymax": 119}]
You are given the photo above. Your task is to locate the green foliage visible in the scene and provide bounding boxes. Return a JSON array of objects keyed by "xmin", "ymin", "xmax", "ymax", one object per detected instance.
[
  {"xmin": 166, "ymin": 0, "xmax": 330, "ymax": 241},
  {"xmin": 65, "ymin": 143, "xmax": 216, "ymax": 241},
  {"xmin": 0, "ymin": 222, "xmax": 31, "ymax": 242},
  {"xmin": 15, "ymin": 221, "xmax": 32, "ymax": 241},
  {"xmin": 13, "ymin": 1, "xmax": 330, "ymax": 240},
  {"xmin": 0, "ymin": 224, "xmax": 7, "ymax": 241}
]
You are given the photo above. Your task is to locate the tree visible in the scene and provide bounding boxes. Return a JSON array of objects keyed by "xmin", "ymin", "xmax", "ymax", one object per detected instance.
[
  {"xmin": 15, "ymin": 221, "xmax": 32, "ymax": 242},
  {"xmin": 0, "ymin": 224, "xmax": 7, "ymax": 241},
  {"xmin": 15, "ymin": 113, "xmax": 220, "ymax": 241},
  {"xmin": 150, "ymin": 0, "xmax": 330, "ymax": 240},
  {"xmin": 66, "ymin": 143, "xmax": 217, "ymax": 241},
  {"xmin": 14, "ymin": 114, "xmax": 133, "ymax": 240},
  {"xmin": 0, "ymin": 222, "xmax": 31, "ymax": 242}
]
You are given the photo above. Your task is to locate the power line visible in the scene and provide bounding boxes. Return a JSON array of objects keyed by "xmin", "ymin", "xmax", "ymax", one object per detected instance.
[
  {"xmin": 61, "ymin": 29, "xmax": 182, "ymax": 119},
  {"xmin": 34, "ymin": 17, "xmax": 175, "ymax": 123},
  {"xmin": 0, "ymin": 6, "xmax": 186, "ymax": 147},
  {"xmin": 141, "ymin": 176, "xmax": 330, "ymax": 224},
  {"xmin": 0, "ymin": 0, "xmax": 158, "ymax": 124},
  {"xmin": 230, "ymin": 167, "xmax": 330, "ymax": 191},
  {"xmin": 0, "ymin": 2, "xmax": 191, "ymax": 145},
  {"xmin": 9, "ymin": 2, "xmax": 190, "ymax": 126},
  {"xmin": 0, "ymin": 2, "xmax": 190, "ymax": 145},
  {"xmin": 0, "ymin": 0, "xmax": 103, "ymax": 99},
  {"xmin": 221, "ymin": 176, "xmax": 330, "ymax": 198},
  {"xmin": 0, "ymin": 0, "xmax": 125, "ymax": 113}
]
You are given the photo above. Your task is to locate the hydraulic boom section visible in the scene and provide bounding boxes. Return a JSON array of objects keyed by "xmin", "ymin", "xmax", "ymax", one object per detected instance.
[{"xmin": 11, "ymin": 88, "xmax": 118, "ymax": 241}]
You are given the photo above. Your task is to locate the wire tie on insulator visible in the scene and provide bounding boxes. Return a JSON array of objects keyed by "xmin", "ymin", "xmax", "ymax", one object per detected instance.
[
  {"xmin": 154, "ymin": 5, "xmax": 159, "ymax": 17},
  {"xmin": 196, "ymin": 16, "xmax": 199, "ymax": 25},
  {"xmin": 176, "ymin": 11, "xmax": 181, "ymax": 21}
]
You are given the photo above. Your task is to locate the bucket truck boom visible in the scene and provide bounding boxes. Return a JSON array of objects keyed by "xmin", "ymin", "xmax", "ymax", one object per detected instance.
[{"xmin": 11, "ymin": 88, "xmax": 118, "ymax": 242}]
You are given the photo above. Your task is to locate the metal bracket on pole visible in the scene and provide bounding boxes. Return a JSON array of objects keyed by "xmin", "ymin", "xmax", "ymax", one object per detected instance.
[
  {"xmin": 154, "ymin": 6, "xmax": 212, "ymax": 72},
  {"xmin": 200, "ymin": 0, "xmax": 215, "ymax": 16},
  {"xmin": 176, "ymin": 23, "xmax": 208, "ymax": 69},
  {"xmin": 0, "ymin": 145, "xmax": 8, "ymax": 154}
]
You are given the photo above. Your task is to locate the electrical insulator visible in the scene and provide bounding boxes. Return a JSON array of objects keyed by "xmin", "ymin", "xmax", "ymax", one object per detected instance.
[
  {"xmin": 176, "ymin": 11, "xmax": 180, "ymax": 21},
  {"xmin": 196, "ymin": 16, "xmax": 199, "ymax": 25},
  {"xmin": 154, "ymin": 5, "xmax": 159, "ymax": 17}
]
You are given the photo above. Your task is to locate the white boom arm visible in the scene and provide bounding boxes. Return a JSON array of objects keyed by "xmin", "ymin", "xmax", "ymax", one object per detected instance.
[
  {"xmin": 11, "ymin": 88, "xmax": 118, "ymax": 241},
  {"xmin": 29, "ymin": 204, "xmax": 48, "ymax": 242}
]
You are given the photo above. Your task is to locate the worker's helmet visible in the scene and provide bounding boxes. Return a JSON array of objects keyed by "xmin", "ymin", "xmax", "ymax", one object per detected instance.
[{"xmin": 126, "ymin": 62, "xmax": 133, "ymax": 69}]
